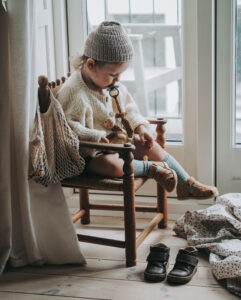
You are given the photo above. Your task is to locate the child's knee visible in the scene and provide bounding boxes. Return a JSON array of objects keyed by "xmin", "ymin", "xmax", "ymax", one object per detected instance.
[
  {"xmin": 88, "ymin": 154, "xmax": 124, "ymax": 177},
  {"xmin": 106, "ymin": 157, "xmax": 124, "ymax": 177}
]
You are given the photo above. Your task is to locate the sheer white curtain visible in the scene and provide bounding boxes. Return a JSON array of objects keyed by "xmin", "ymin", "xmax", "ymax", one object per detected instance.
[{"xmin": 0, "ymin": 0, "xmax": 85, "ymax": 274}]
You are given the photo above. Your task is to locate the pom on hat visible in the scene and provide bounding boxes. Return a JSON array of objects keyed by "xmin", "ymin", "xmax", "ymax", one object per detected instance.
[{"xmin": 84, "ymin": 21, "xmax": 133, "ymax": 62}]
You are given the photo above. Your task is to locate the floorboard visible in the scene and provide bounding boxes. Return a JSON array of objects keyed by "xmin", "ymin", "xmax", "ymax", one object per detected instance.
[{"xmin": 0, "ymin": 217, "xmax": 239, "ymax": 300}]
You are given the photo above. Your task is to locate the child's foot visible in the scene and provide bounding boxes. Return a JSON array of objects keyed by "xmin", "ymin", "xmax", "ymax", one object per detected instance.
[
  {"xmin": 177, "ymin": 177, "xmax": 219, "ymax": 200},
  {"xmin": 147, "ymin": 162, "xmax": 177, "ymax": 192}
]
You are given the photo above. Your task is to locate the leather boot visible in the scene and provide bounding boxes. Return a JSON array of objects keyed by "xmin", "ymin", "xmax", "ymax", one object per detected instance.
[
  {"xmin": 147, "ymin": 163, "xmax": 177, "ymax": 192},
  {"xmin": 167, "ymin": 246, "xmax": 198, "ymax": 284},
  {"xmin": 144, "ymin": 243, "xmax": 170, "ymax": 282},
  {"xmin": 177, "ymin": 177, "xmax": 219, "ymax": 200}
]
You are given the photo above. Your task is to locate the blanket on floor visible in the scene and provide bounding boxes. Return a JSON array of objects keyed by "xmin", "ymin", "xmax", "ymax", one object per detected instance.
[{"xmin": 173, "ymin": 193, "xmax": 241, "ymax": 298}]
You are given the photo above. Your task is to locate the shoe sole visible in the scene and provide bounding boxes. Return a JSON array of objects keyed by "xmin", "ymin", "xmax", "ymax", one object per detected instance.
[
  {"xmin": 166, "ymin": 266, "xmax": 197, "ymax": 284},
  {"xmin": 177, "ymin": 194, "xmax": 218, "ymax": 200},
  {"xmin": 160, "ymin": 170, "xmax": 177, "ymax": 193},
  {"xmin": 144, "ymin": 262, "xmax": 169, "ymax": 282},
  {"xmin": 165, "ymin": 170, "xmax": 177, "ymax": 193},
  {"xmin": 150, "ymin": 163, "xmax": 177, "ymax": 193},
  {"xmin": 144, "ymin": 272, "xmax": 166, "ymax": 282}
]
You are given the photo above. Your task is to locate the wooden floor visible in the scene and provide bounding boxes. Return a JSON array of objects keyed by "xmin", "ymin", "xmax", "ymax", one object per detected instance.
[{"xmin": 0, "ymin": 216, "xmax": 239, "ymax": 300}]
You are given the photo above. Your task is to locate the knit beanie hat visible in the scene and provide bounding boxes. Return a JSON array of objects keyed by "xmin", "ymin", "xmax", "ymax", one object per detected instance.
[{"xmin": 84, "ymin": 21, "xmax": 133, "ymax": 62}]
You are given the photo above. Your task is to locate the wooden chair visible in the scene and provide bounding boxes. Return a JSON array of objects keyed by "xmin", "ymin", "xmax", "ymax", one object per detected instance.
[{"xmin": 38, "ymin": 75, "xmax": 168, "ymax": 267}]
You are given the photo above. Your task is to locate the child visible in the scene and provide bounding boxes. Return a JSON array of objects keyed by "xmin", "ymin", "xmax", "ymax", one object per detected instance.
[{"xmin": 57, "ymin": 21, "xmax": 218, "ymax": 200}]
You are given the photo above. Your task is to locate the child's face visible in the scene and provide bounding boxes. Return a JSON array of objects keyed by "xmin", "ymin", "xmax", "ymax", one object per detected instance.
[{"xmin": 87, "ymin": 60, "xmax": 131, "ymax": 89}]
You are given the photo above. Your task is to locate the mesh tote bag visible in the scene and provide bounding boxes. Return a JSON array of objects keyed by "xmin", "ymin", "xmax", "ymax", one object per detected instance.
[{"xmin": 29, "ymin": 91, "xmax": 85, "ymax": 186}]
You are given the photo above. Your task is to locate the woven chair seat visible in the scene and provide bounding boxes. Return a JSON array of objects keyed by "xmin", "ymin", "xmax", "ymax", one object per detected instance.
[{"xmin": 62, "ymin": 175, "xmax": 147, "ymax": 192}]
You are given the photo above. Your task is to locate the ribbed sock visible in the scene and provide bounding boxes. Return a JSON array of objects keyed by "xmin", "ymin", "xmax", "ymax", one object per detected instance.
[
  {"xmin": 132, "ymin": 160, "xmax": 164, "ymax": 177},
  {"xmin": 163, "ymin": 153, "xmax": 190, "ymax": 185},
  {"xmin": 162, "ymin": 154, "xmax": 196, "ymax": 196}
]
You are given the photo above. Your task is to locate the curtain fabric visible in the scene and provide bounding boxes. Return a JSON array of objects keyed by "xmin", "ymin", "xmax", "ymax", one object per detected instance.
[{"xmin": 0, "ymin": 0, "xmax": 85, "ymax": 274}]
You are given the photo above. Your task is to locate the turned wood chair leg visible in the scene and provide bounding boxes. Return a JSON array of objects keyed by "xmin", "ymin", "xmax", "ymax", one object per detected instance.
[
  {"xmin": 155, "ymin": 121, "xmax": 168, "ymax": 228},
  {"xmin": 123, "ymin": 181, "xmax": 136, "ymax": 267},
  {"xmin": 79, "ymin": 188, "xmax": 90, "ymax": 225},
  {"xmin": 122, "ymin": 147, "xmax": 136, "ymax": 267},
  {"xmin": 157, "ymin": 184, "xmax": 168, "ymax": 229}
]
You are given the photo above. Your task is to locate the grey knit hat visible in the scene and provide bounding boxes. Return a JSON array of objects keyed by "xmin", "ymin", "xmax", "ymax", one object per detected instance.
[{"xmin": 84, "ymin": 21, "xmax": 133, "ymax": 62}]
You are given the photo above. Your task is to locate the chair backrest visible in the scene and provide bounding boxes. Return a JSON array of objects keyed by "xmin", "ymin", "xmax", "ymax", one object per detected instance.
[{"xmin": 38, "ymin": 73, "xmax": 71, "ymax": 113}]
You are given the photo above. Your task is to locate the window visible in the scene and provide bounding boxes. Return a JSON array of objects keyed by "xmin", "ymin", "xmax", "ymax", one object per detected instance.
[{"xmin": 87, "ymin": 0, "xmax": 183, "ymax": 141}]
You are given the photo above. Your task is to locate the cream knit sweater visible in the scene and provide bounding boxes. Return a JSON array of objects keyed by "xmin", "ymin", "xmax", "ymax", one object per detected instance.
[{"xmin": 57, "ymin": 70, "xmax": 148, "ymax": 156}]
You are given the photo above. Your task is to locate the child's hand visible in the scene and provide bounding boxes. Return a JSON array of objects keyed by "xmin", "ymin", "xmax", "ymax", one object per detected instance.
[
  {"xmin": 99, "ymin": 136, "xmax": 115, "ymax": 154},
  {"xmin": 142, "ymin": 131, "xmax": 154, "ymax": 149},
  {"xmin": 135, "ymin": 125, "xmax": 154, "ymax": 149},
  {"xmin": 100, "ymin": 136, "xmax": 110, "ymax": 143}
]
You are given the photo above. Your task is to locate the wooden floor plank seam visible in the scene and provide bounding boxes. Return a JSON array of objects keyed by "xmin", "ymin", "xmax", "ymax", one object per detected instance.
[{"xmin": 0, "ymin": 290, "xmax": 110, "ymax": 300}]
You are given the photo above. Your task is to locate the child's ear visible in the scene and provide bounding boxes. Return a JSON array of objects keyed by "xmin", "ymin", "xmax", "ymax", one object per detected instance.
[{"xmin": 86, "ymin": 58, "xmax": 95, "ymax": 71}]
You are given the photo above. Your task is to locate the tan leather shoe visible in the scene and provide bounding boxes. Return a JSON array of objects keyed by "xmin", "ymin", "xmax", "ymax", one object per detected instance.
[
  {"xmin": 148, "ymin": 163, "xmax": 177, "ymax": 192},
  {"xmin": 177, "ymin": 177, "xmax": 219, "ymax": 200}
]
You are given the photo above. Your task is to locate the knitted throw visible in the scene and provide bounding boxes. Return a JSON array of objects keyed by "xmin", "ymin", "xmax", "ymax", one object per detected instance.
[{"xmin": 29, "ymin": 91, "xmax": 85, "ymax": 186}]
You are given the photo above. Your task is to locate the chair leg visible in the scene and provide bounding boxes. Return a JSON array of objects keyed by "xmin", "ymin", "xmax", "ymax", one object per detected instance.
[
  {"xmin": 123, "ymin": 181, "xmax": 136, "ymax": 267},
  {"xmin": 157, "ymin": 184, "xmax": 168, "ymax": 228},
  {"xmin": 122, "ymin": 146, "xmax": 137, "ymax": 268},
  {"xmin": 79, "ymin": 188, "xmax": 90, "ymax": 225}
]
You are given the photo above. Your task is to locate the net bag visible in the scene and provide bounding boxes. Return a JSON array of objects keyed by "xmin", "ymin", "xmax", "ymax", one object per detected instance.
[{"xmin": 29, "ymin": 91, "xmax": 85, "ymax": 186}]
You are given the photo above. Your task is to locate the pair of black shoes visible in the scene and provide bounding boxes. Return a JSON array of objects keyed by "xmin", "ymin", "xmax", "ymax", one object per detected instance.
[{"xmin": 144, "ymin": 243, "xmax": 198, "ymax": 284}]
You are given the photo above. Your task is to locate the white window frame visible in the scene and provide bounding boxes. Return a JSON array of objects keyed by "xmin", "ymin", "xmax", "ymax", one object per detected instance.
[
  {"xmin": 36, "ymin": 0, "xmax": 56, "ymax": 80},
  {"xmin": 66, "ymin": 0, "xmax": 216, "ymax": 216},
  {"xmin": 66, "ymin": 0, "xmax": 88, "ymax": 72},
  {"xmin": 216, "ymin": 0, "xmax": 241, "ymax": 194},
  {"xmin": 52, "ymin": 0, "xmax": 69, "ymax": 78},
  {"xmin": 181, "ymin": 0, "xmax": 215, "ymax": 189},
  {"xmin": 36, "ymin": 0, "xmax": 69, "ymax": 81}
]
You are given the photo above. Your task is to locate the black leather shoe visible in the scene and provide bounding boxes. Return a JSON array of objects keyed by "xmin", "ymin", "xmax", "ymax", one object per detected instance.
[
  {"xmin": 144, "ymin": 243, "xmax": 170, "ymax": 282},
  {"xmin": 167, "ymin": 246, "xmax": 198, "ymax": 284}
]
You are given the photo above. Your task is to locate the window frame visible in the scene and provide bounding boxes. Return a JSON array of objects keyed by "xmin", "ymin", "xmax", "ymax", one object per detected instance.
[
  {"xmin": 216, "ymin": 0, "xmax": 241, "ymax": 194},
  {"xmin": 52, "ymin": 0, "xmax": 69, "ymax": 78},
  {"xmin": 36, "ymin": 0, "xmax": 69, "ymax": 80}
]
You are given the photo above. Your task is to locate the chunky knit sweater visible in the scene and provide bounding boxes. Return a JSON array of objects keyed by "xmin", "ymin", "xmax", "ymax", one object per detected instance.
[{"xmin": 57, "ymin": 70, "xmax": 148, "ymax": 156}]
